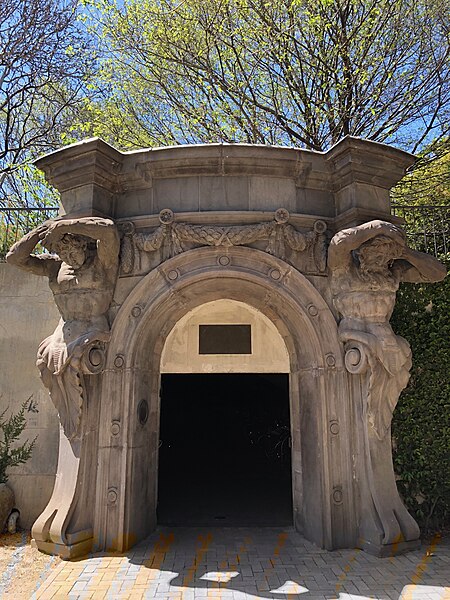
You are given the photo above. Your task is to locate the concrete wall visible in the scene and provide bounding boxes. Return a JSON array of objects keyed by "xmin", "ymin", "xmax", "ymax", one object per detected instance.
[{"xmin": 0, "ymin": 263, "xmax": 59, "ymax": 528}]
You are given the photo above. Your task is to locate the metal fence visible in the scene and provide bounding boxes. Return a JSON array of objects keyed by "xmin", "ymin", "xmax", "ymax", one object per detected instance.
[
  {"xmin": 391, "ymin": 204, "xmax": 449, "ymax": 257},
  {"xmin": 0, "ymin": 207, "xmax": 59, "ymax": 261},
  {"xmin": 0, "ymin": 205, "xmax": 448, "ymax": 262}
]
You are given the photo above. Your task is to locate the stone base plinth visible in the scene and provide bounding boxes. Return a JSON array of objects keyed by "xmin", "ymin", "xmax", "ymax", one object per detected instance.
[
  {"xmin": 31, "ymin": 534, "xmax": 93, "ymax": 560},
  {"xmin": 359, "ymin": 537, "xmax": 421, "ymax": 557}
]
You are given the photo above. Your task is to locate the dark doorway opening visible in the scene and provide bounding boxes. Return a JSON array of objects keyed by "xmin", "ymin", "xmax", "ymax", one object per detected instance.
[{"xmin": 157, "ymin": 373, "xmax": 292, "ymax": 526}]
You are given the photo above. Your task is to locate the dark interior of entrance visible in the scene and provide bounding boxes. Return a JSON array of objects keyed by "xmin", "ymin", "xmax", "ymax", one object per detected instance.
[{"xmin": 157, "ymin": 373, "xmax": 292, "ymax": 526}]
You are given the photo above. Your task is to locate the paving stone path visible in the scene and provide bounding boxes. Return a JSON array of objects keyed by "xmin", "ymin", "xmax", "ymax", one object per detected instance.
[{"xmin": 33, "ymin": 528, "xmax": 450, "ymax": 600}]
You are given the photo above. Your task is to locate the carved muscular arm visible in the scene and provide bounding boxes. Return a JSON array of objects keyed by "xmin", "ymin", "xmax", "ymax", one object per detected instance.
[
  {"xmin": 6, "ymin": 222, "xmax": 59, "ymax": 276},
  {"xmin": 328, "ymin": 220, "xmax": 406, "ymax": 269},
  {"xmin": 44, "ymin": 217, "xmax": 120, "ymax": 269},
  {"xmin": 393, "ymin": 247, "xmax": 447, "ymax": 283}
]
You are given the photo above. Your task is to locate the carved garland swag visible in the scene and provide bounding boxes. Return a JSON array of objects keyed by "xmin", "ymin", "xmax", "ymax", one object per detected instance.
[{"xmin": 119, "ymin": 208, "xmax": 328, "ymax": 275}]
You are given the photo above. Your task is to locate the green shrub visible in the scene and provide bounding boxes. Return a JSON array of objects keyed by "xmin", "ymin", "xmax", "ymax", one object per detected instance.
[
  {"xmin": 0, "ymin": 399, "xmax": 36, "ymax": 484},
  {"xmin": 391, "ymin": 265, "xmax": 450, "ymax": 534}
]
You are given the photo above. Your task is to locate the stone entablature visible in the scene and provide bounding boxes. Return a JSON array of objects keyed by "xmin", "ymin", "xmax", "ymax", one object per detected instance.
[
  {"xmin": 6, "ymin": 136, "xmax": 447, "ymax": 560},
  {"xmin": 35, "ymin": 137, "xmax": 411, "ymax": 224}
]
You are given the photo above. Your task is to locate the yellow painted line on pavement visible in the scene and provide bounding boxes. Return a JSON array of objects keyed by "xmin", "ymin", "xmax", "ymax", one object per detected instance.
[
  {"xmin": 182, "ymin": 532, "xmax": 213, "ymax": 599},
  {"xmin": 402, "ymin": 534, "xmax": 442, "ymax": 600}
]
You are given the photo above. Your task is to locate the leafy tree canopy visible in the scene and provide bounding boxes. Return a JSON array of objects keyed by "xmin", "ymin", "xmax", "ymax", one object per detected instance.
[
  {"xmin": 79, "ymin": 0, "xmax": 450, "ymax": 153},
  {"xmin": 392, "ymin": 137, "xmax": 450, "ymax": 206},
  {"xmin": 0, "ymin": 0, "xmax": 96, "ymax": 206},
  {"xmin": 1, "ymin": 0, "xmax": 449, "ymax": 205}
]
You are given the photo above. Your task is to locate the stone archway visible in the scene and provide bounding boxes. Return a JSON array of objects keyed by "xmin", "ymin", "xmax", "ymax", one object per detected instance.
[
  {"xmin": 14, "ymin": 137, "xmax": 442, "ymax": 560},
  {"xmin": 93, "ymin": 246, "xmax": 354, "ymax": 554}
]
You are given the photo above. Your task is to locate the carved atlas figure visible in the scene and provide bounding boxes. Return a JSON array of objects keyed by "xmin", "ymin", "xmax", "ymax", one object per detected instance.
[
  {"xmin": 329, "ymin": 219, "xmax": 446, "ymax": 438},
  {"xmin": 6, "ymin": 217, "xmax": 120, "ymax": 441},
  {"xmin": 329, "ymin": 219, "xmax": 446, "ymax": 547}
]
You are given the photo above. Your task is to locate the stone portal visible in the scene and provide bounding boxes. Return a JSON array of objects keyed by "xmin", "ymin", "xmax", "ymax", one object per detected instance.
[
  {"xmin": 6, "ymin": 137, "xmax": 446, "ymax": 558},
  {"xmin": 158, "ymin": 299, "xmax": 292, "ymax": 527},
  {"xmin": 158, "ymin": 373, "xmax": 292, "ymax": 526}
]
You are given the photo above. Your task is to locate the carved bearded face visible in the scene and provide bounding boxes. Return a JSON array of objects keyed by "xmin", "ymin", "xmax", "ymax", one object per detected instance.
[
  {"xmin": 355, "ymin": 236, "xmax": 404, "ymax": 280},
  {"xmin": 52, "ymin": 234, "xmax": 88, "ymax": 269}
]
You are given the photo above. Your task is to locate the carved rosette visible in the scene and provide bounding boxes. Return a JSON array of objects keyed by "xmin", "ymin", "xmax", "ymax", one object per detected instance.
[{"xmin": 120, "ymin": 208, "xmax": 327, "ymax": 275}]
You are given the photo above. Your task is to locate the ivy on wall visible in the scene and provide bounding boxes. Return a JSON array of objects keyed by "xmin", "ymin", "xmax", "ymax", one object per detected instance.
[{"xmin": 391, "ymin": 266, "xmax": 449, "ymax": 534}]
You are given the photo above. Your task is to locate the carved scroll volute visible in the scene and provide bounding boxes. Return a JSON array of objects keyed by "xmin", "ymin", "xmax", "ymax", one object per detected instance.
[
  {"xmin": 81, "ymin": 340, "xmax": 109, "ymax": 376},
  {"xmin": 344, "ymin": 342, "xmax": 369, "ymax": 375}
]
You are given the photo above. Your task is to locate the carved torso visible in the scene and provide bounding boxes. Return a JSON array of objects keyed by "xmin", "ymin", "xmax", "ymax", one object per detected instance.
[
  {"xmin": 331, "ymin": 263, "xmax": 400, "ymax": 323},
  {"xmin": 49, "ymin": 255, "xmax": 116, "ymax": 322}
]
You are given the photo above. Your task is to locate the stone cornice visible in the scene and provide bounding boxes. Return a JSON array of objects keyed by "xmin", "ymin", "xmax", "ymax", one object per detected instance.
[
  {"xmin": 326, "ymin": 136, "xmax": 415, "ymax": 190},
  {"xmin": 34, "ymin": 138, "xmax": 123, "ymax": 193},
  {"xmin": 34, "ymin": 136, "xmax": 415, "ymax": 197},
  {"xmin": 122, "ymin": 143, "xmax": 325, "ymax": 191},
  {"xmin": 35, "ymin": 137, "xmax": 414, "ymax": 220}
]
